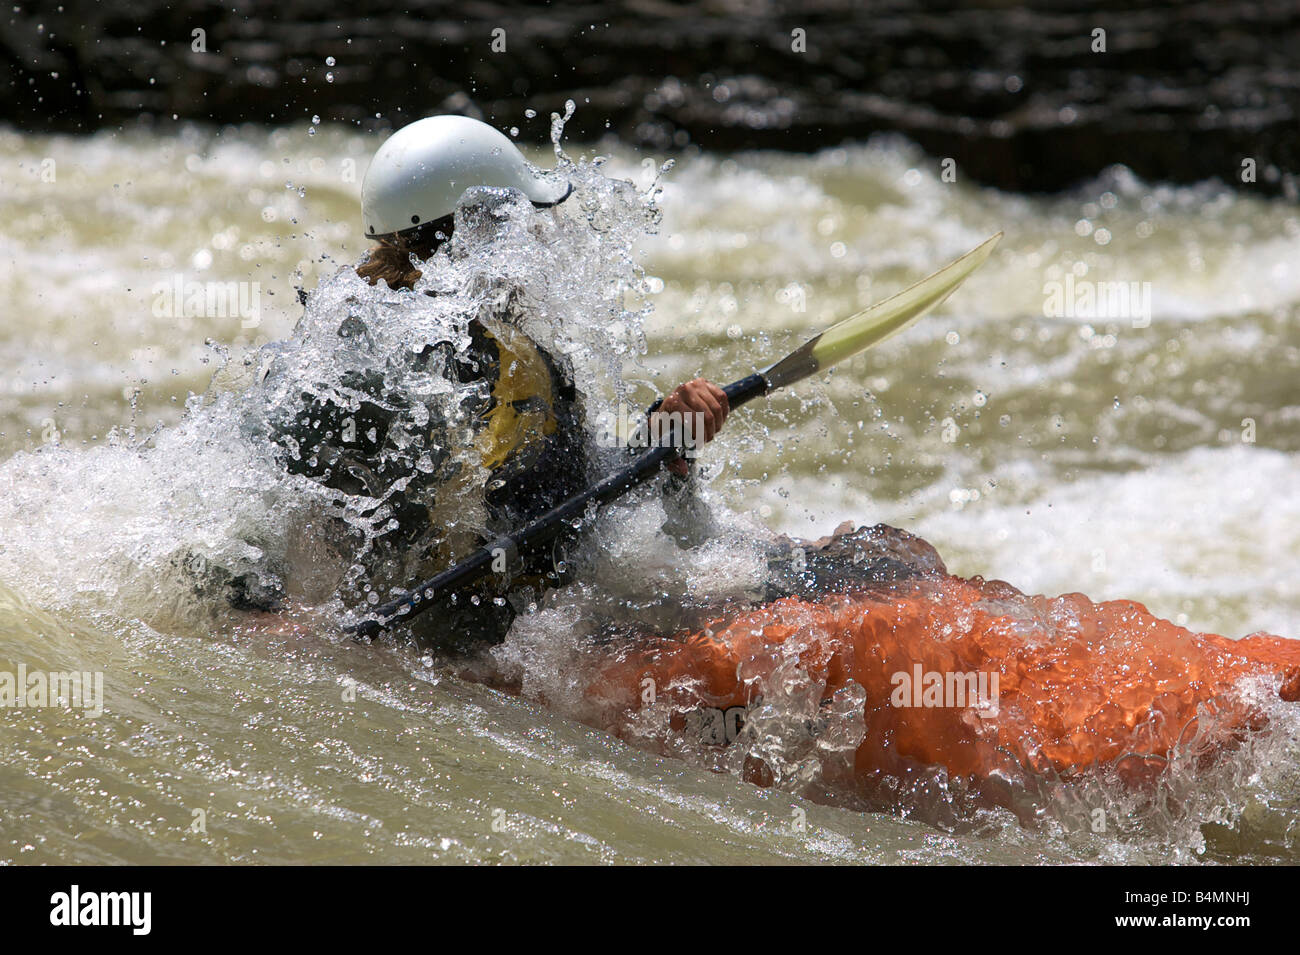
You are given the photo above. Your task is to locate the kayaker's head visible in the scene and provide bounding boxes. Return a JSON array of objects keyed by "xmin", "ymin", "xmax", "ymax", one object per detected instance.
[{"xmin": 358, "ymin": 114, "xmax": 572, "ymax": 289}]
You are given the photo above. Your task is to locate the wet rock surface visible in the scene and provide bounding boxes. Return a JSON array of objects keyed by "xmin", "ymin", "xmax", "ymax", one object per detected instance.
[{"xmin": 5, "ymin": 0, "xmax": 1298, "ymax": 193}]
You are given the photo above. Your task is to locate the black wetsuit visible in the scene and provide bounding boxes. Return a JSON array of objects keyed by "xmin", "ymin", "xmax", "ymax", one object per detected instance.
[{"xmin": 189, "ymin": 266, "xmax": 724, "ymax": 652}]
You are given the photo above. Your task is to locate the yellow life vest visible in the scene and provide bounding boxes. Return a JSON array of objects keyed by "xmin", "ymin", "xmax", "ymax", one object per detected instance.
[{"xmin": 473, "ymin": 319, "xmax": 559, "ymax": 473}]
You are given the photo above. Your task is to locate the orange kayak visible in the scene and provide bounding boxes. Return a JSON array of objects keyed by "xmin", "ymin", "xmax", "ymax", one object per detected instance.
[{"xmin": 573, "ymin": 525, "xmax": 1300, "ymax": 806}]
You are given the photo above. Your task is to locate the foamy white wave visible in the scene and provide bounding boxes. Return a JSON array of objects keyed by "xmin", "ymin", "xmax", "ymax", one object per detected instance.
[{"xmin": 761, "ymin": 444, "xmax": 1300, "ymax": 638}]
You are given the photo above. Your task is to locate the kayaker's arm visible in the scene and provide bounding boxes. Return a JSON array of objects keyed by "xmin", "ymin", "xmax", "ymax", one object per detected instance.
[
  {"xmin": 660, "ymin": 468, "xmax": 718, "ymax": 549},
  {"xmin": 644, "ymin": 378, "xmax": 728, "ymax": 548}
]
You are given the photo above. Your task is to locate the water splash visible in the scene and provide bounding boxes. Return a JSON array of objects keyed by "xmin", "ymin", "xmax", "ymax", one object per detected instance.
[{"xmin": 0, "ymin": 134, "xmax": 668, "ymax": 634}]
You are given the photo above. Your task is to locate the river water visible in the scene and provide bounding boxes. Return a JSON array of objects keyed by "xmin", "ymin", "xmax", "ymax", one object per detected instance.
[{"xmin": 2, "ymin": 118, "xmax": 1298, "ymax": 864}]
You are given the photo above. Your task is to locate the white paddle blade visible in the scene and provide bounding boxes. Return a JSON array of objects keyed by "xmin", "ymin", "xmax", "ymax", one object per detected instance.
[{"xmin": 764, "ymin": 232, "xmax": 1002, "ymax": 389}]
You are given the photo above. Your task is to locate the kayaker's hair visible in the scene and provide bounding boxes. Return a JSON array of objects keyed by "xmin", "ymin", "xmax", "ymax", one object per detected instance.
[{"xmin": 357, "ymin": 213, "xmax": 455, "ymax": 291}]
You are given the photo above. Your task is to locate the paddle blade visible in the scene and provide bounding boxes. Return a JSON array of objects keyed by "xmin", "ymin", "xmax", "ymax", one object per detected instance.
[{"xmin": 763, "ymin": 232, "xmax": 1002, "ymax": 389}]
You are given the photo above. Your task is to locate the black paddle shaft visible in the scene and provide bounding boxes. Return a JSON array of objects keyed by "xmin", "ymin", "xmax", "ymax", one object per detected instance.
[{"xmin": 347, "ymin": 373, "xmax": 770, "ymax": 639}]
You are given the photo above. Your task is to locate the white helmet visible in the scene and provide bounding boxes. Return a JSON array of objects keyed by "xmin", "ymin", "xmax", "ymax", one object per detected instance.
[{"xmin": 361, "ymin": 115, "xmax": 572, "ymax": 239}]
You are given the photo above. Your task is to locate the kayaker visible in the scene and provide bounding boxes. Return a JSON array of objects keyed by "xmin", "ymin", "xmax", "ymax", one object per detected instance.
[{"xmin": 243, "ymin": 115, "xmax": 729, "ymax": 648}]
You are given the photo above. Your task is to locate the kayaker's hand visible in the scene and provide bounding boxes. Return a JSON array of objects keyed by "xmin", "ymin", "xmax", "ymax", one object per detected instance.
[{"xmin": 653, "ymin": 378, "xmax": 730, "ymax": 476}]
